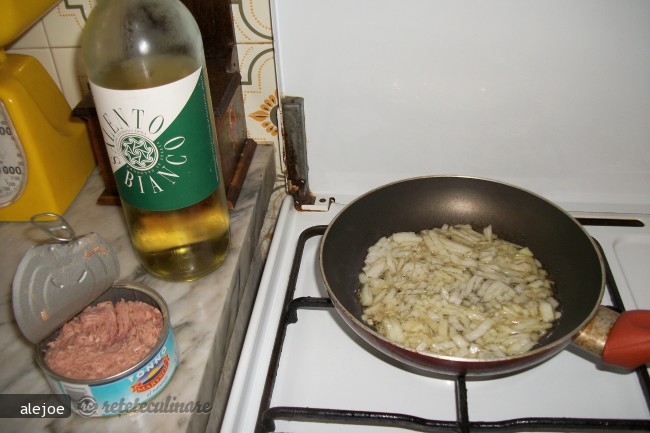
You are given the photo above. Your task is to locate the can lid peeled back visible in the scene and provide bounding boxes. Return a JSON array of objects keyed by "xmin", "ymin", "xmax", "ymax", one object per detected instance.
[{"xmin": 12, "ymin": 232, "xmax": 120, "ymax": 343}]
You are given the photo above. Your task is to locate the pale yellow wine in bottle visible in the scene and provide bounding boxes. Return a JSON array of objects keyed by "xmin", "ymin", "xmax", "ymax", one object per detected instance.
[{"xmin": 82, "ymin": 0, "xmax": 230, "ymax": 281}]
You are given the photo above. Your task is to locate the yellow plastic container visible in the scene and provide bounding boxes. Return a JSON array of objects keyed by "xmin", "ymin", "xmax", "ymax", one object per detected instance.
[
  {"xmin": 0, "ymin": 0, "xmax": 95, "ymax": 221},
  {"xmin": 0, "ymin": 53, "xmax": 95, "ymax": 221}
]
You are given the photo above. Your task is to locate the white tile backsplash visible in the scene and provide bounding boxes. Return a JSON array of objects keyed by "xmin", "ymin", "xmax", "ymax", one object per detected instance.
[
  {"xmin": 6, "ymin": 22, "xmax": 49, "ymax": 49},
  {"xmin": 52, "ymin": 47, "xmax": 88, "ymax": 106}
]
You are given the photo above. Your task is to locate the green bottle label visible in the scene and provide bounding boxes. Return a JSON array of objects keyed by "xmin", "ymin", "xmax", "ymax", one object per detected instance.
[{"xmin": 91, "ymin": 68, "xmax": 219, "ymax": 211}]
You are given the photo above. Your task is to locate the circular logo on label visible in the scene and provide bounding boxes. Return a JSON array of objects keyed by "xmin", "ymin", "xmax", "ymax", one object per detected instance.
[
  {"xmin": 118, "ymin": 133, "xmax": 159, "ymax": 171},
  {"xmin": 76, "ymin": 396, "xmax": 98, "ymax": 417}
]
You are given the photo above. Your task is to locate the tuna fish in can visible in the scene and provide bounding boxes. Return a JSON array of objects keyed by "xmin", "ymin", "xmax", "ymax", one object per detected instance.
[
  {"xmin": 12, "ymin": 220, "xmax": 179, "ymax": 417},
  {"xmin": 36, "ymin": 282, "xmax": 179, "ymax": 417}
]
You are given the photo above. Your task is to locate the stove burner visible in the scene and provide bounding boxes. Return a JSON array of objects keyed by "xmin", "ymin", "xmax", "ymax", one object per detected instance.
[{"xmin": 255, "ymin": 225, "xmax": 650, "ymax": 432}]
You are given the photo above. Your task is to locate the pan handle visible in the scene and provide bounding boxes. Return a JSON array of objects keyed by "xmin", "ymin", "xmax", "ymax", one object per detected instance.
[{"xmin": 602, "ymin": 310, "xmax": 650, "ymax": 370}]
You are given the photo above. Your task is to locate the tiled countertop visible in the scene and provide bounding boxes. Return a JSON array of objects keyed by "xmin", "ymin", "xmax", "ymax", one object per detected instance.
[{"xmin": 0, "ymin": 145, "xmax": 276, "ymax": 433}]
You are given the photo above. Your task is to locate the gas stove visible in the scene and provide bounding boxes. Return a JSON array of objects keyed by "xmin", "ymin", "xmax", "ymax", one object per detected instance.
[
  {"xmin": 221, "ymin": 0, "xmax": 650, "ymax": 431},
  {"xmin": 221, "ymin": 199, "xmax": 650, "ymax": 432}
]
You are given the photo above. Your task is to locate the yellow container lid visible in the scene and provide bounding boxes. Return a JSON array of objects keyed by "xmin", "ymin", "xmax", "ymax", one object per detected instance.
[{"xmin": 0, "ymin": 0, "xmax": 60, "ymax": 47}]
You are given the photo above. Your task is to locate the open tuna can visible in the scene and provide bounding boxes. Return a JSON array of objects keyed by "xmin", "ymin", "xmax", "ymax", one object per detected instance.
[{"xmin": 12, "ymin": 214, "xmax": 179, "ymax": 417}]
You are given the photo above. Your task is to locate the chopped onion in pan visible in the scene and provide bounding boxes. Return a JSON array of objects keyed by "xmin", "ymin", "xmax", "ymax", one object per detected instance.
[{"xmin": 358, "ymin": 224, "xmax": 561, "ymax": 359}]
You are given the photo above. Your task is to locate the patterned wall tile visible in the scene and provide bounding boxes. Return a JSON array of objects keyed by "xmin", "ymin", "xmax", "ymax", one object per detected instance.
[
  {"xmin": 231, "ymin": 0, "xmax": 273, "ymax": 44},
  {"xmin": 41, "ymin": 0, "xmax": 91, "ymax": 107},
  {"xmin": 232, "ymin": 0, "xmax": 280, "ymax": 165},
  {"xmin": 42, "ymin": 0, "xmax": 93, "ymax": 47},
  {"xmin": 238, "ymin": 44, "xmax": 279, "ymax": 146}
]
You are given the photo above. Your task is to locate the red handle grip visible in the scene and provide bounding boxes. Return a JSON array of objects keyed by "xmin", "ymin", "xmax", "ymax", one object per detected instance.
[{"xmin": 602, "ymin": 310, "xmax": 650, "ymax": 369}]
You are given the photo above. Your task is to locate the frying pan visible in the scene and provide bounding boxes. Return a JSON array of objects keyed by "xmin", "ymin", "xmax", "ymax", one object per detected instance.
[{"xmin": 319, "ymin": 176, "xmax": 650, "ymax": 377}]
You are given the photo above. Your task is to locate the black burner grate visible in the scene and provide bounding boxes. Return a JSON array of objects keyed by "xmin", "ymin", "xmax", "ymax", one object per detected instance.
[{"xmin": 255, "ymin": 225, "xmax": 650, "ymax": 433}]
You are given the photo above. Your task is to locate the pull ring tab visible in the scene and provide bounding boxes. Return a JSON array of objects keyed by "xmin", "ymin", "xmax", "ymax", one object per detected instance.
[{"xmin": 30, "ymin": 213, "xmax": 76, "ymax": 242}]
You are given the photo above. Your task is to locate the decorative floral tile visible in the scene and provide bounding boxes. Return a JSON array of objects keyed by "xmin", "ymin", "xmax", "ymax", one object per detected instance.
[
  {"xmin": 232, "ymin": 0, "xmax": 282, "ymax": 174},
  {"xmin": 237, "ymin": 43, "xmax": 279, "ymax": 147},
  {"xmin": 231, "ymin": 0, "xmax": 273, "ymax": 44}
]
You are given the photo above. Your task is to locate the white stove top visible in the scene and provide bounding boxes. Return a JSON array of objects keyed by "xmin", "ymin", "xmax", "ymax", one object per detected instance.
[
  {"xmin": 221, "ymin": 197, "xmax": 650, "ymax": 432},
  {"xmin": 223, "ymin": 1, "xmax": 650, "ymax": 430}
]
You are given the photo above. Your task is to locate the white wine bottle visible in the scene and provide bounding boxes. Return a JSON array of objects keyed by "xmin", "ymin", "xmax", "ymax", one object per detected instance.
[{"xmin": 81, "ymin": 0, "xmax": 230, "ymax": 281}]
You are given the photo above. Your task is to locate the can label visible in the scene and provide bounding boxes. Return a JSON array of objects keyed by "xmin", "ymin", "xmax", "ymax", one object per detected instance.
[
  {"xmin": 49, "ymin": 328, "xmax": 178, "ymax": 417},
  {"xmin": 90, "ymin": 67, "xmax": 220, "ymax": 211}
]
